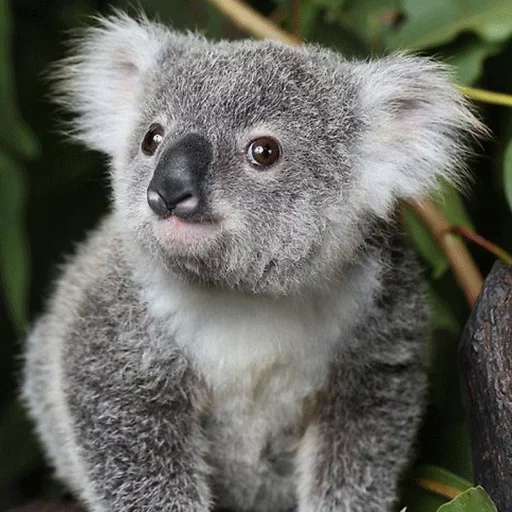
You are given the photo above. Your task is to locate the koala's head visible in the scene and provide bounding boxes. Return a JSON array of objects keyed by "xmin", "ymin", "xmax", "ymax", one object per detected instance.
[{"xmin": 57, "ymin": 14, "xmax": 482, "ymax": 295}]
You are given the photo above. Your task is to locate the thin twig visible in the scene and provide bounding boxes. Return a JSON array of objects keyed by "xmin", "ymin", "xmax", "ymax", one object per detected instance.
[
  {"xmin": 204, "ymin": 0, "xmax": 485, "ymax": 308},
  {"xmin": 410, "ymin": 199, "xmax": 483, "ymax": 308},
  {"xmin": 448, "ymin": 226, "xmax": 512, "ymax": 265},
  {"xmin": 206, "ymin": 0, "xmax": 301, "ymax": 46}
]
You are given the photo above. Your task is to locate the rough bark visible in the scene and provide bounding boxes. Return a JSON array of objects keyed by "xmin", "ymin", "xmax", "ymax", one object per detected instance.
[{"xmin": 459, "ymin": 261, "xmax": 512, "ymax": 511}]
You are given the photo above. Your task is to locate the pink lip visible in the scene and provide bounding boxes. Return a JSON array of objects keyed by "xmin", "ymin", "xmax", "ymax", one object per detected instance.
[{"xmin": 154, "ymin": 214, "xmax": 218, "ymax": 245}]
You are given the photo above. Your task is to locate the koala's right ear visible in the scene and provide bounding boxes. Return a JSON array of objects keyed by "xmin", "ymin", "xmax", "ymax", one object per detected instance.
[{"xmin": 54, "ymin": 13, "xmax": 170, "ymax": 157}]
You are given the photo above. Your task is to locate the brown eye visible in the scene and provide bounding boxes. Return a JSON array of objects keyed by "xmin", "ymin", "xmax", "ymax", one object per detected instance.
[
  {"xmin": 141, "ymin": 123, "xmax": 164, "ymax": 155},
  {"xmin": 247, "ymin": 137, "xmax": 281, "ymax": 168}
]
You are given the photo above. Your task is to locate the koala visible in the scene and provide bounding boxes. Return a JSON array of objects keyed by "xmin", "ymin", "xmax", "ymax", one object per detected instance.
[{"xmin": 22, "ymin": 12, "xmax": 482, "ymax": 512}]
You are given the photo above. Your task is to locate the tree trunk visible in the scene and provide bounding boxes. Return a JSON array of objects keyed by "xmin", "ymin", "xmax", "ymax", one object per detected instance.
[{"xmin": 459, "ymin": 261, "xmax": 512, "ymax": 510}]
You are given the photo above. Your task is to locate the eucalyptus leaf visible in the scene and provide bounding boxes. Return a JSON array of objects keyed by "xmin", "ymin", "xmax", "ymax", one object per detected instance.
[
  {"xmin": 387, "ymin": 0, "xmax": 512, "ymax": 51},
  {"xmin": 306, "ymin": 0, "xmax": 400, "ymax": 52},
  {"xmin": 0, "ymin": 401, "xmax": 43, "ymax": 484},
  {"xmin": 444, "ymin": 39, "xmax": 502, "ymax": 85},
  {"xmin": 306, "ymin": 10, "xmax": 369, "ymax": 57},
  {"xmin": 401, "ymin": 481, "xmax": 447, "ymax": 512},
  {"xmin": 504, "ymin": 136, "xmax": 512, "ymax": 212},
  {"xmin": 437, "ymin": 486, "xmax": 497, "ymax": 512},
  {"xmin": 403, "ymin": 204, "xmax": 449, "ymax": 279},
  {"xmin": 426, "ymin": 286, "xmax": 460, "ymax": 335},
  {"xmin": 0, "ymin": 0, "xmax": 39, "ymax": 160},
  {"xmin": 0, "ymin": 151, "xmax": 29, "ymax": 332},
  {"xmin": 431, "ymin": 181, "xmax": 475, "ymax": 229},
  {"xmin": 401, "ymin": 463, "xmax": 474, "ymax": 511}
]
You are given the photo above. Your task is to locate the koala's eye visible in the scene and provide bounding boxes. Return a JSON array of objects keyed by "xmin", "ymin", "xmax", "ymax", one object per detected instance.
[
  {"xmin": 246, "ymin": 137, "xmax": 281, "ymax": 168},
  {"xmin": 141, "ymin": 123, "xmax": 164, "ymax": 156}
]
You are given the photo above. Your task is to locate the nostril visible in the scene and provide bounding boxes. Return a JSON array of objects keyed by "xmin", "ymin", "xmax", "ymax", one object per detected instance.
[
  {"xmin": 173, "ymin": 194, "xmax": 199, "ymax": 218},
  {"xmin": 147, "ymin": 186, "xmax": 201, "ymax": 219},
  {"xmin": 147, "ymin": 188, "xmax": 170, "ymax": 217}
]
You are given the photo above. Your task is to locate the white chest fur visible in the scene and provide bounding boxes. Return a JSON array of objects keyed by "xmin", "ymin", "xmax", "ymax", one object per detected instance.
[
  {"xmin": 143, "ymin": 257, "xmax": 381, "ymax": 396},
  {"xmin": 140, "ymin": 258, "xmax": 381, "ymax": 509}
]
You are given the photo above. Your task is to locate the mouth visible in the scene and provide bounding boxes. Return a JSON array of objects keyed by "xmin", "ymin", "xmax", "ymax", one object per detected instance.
[{"xmin": 153, "ymin": 211, "xmax": 220, "ymax": 247}]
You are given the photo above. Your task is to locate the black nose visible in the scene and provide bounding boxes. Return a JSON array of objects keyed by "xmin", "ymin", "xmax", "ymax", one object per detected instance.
[{"xmin": 147, "ymin": 133, "xmax": 213, "ymax": 219}]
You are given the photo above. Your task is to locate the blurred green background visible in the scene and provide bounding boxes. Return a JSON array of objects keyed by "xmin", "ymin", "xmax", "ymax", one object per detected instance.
[{"xmin": 1, "ymin": 0, "xmax": 511, "ymax": 510}]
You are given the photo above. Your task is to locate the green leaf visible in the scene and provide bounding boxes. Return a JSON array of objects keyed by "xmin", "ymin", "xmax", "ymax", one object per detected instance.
[
  {"xmin": 306, "ymin": 0, "xmax": 400, "ymax": 52},
  {"xmin": 297, "ymin": 0, "xmax": 323, "ymax": 39},
  {"xmin": 403, "ymin": 180, "xmax": 474, "ymax": 279},
  {"xmin": 403, "ymin": 204, "xmax": 449, "ymax": 279},
  {"xmin": 387, "ymin": 0, "xmax": 512, "ymax": 51},
  {"xmin": 444, "ymin": 39, "xmax": 502, "ymax": 85},
  {"xmin": 427, "ymin": 286, "xmax": 460, "ymax": 335},
  {"xmin": 0, "ymin": 0, "xmax": 39, "ymax": 160},
  {"xmin": 401, "ymin": 465, "xmax": 473, "ymax": 511},
  {"xmin": 306, "ymin": 9, "xmax": 369, "ymax": 58},
  {"xmin": 0, "ymin": 400, "xmax": 43, "ymax": 484},
  {"xmin": 0, "ymin": 151, "xmax": 30, "ymax": 332},
  {"xmin": 504, "ymin": 136, "xmax": 512, "ymax": 212},
  {"xmin": 401, "ymin": 481, "xmax": 448, "ymax": 512},
  {"xmin": 432, "ymin": 181, "xmax": 475, "ymax": 229},
  {"xmin": 437, "ymin": 486, "xmax": 497, "ymax": 512}
]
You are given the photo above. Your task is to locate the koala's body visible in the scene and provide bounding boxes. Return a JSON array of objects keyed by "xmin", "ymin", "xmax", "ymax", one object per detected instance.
[{"xmin": 23, "ymin": 14, "xmax": 481, "ymax": 512}]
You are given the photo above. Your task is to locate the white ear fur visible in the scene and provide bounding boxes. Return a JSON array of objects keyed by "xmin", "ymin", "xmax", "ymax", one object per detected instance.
[
  {"xmin": 54, "ymin": 13, "xmax": 169, "ymax": 157},
  {"xmin": 353, "ymin": 54, "xmax": 486, "ymax": 216}
]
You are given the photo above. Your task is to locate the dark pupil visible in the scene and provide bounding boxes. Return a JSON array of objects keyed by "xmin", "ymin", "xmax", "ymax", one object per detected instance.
[
  {"xmin": 142, "ymin": 126, "xmax": 162, "ymax": 155},
  {"xmin": 255, "ymin": 144, "xmax": 272, "ymax": 159},
  {"xmin": 253, "ymin": 139, "xmax": 277, "ymax": 164}
]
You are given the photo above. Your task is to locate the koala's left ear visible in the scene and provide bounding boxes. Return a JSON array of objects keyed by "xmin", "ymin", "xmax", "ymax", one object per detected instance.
[
  {"xmin": 54, "ymin": 13, "xmax": 170, "ymax": 157},
  {"xmin": 352, "ymin": 54, "xmax": 486, "ymax": 216}
]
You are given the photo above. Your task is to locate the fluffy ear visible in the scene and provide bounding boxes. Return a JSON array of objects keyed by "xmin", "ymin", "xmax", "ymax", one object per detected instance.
[
  {"xmin": 54, "ymin": 13, "xmax": 170, "ymax": 157},
  {"xmin": 352, "ymin": 54, "xmax": 486, "ymax": 216}
]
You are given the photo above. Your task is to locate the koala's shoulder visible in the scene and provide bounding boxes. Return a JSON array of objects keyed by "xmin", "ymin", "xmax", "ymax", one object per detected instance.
[{"xmin": 39, "ymin": 215, "xmax": 138, "ymax": 337}]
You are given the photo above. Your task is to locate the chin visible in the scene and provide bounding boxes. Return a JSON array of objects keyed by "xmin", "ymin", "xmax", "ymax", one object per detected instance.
[
  {"xmin": 145, "ymin": 217, "xmax": 323, "ymax": 296},
  {"xmin": 168, "ymin": 255, "xmax": 317, "ymax": 297}
]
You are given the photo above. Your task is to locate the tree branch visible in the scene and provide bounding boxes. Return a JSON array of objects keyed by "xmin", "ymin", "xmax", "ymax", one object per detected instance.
[
  {"xmin": 205, "ymin": 0, "xmax": 485, "ymax": 307},
  {"xmin": 459, "ymin": 262, "xmax": 512, "ymax": 510}
]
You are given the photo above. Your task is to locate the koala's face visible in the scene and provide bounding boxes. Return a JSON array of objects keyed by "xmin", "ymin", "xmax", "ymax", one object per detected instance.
[
  {"xmin": 60, "ymin": 16, "xmax": 480, "ymax": 294},
  {"xmin": 121, "ymin": 41, "xmax": 364, "ymax": 293}
]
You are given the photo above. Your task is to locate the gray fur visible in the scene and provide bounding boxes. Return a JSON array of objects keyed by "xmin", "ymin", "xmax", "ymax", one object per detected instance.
[{"xmin": 23, "ymin": 13, "xmax": 483, "ymax": 512}]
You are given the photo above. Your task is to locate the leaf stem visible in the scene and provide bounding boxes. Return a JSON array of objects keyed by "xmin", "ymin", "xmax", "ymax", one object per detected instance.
[
  {"xmin": 448, "ymin": 226, "xmax": 512, "ymax": 264},
  {"xmin": 416, "ymin": 477, "xmax": 461, "ymax": 500},
  {"xmin": 458, "ymin": 85, "xmax": 512, "ymax": 108}
]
